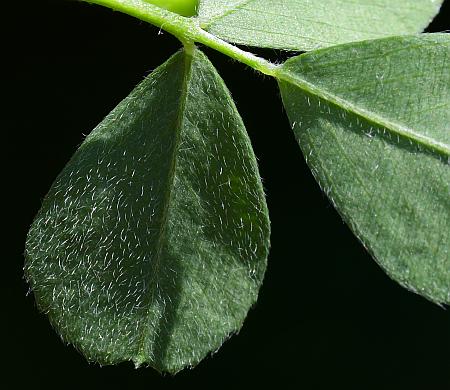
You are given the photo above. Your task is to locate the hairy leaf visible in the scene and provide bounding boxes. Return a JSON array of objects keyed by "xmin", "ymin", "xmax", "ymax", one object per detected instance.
[
  {"xmin": 278, "ymin": 34, "xmax": 450, "ymax": 304},
  {"xmin": 198, "ymin": 0, "xmax": 444, "ymax": 51},
  {"xmin": 25, "ymin": 48, "xmax": 270, "ymax": 372}
]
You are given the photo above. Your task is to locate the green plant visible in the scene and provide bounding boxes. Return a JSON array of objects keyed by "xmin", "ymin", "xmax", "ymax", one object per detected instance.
[{"xmin": 25, "ymin": 0, "xmax": 449, "ymax": 374}]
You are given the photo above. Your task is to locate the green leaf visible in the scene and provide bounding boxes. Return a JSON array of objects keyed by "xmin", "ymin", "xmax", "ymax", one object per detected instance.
[
  {"xmin": 198, "ymin": 0, "xmax": 444, "ymax": 51},
  {"xmin": 277, "ymin": 34, "xmax": 450, "ymax": 304},
  {"xmin": 25, "ymin": 48, "xmax": 270, "ymax": 373}
]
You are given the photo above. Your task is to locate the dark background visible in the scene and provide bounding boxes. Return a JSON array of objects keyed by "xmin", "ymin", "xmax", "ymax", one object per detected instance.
[{"xmin": 4, "ymin": 1, "xmax": 450, "ymax": 388}]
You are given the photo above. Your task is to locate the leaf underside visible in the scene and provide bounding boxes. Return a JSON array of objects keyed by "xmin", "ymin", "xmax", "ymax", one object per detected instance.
[
  {"xmin": 25, "ymin": 48, "xmax": 270, "ymax": 373},
  {"xmin": 198, "ymin": 0, "xmax": 443, "ymax": 51},
  {"xmin": 278, "ymin": 34, "xmax": 450, "ymax": 305}
]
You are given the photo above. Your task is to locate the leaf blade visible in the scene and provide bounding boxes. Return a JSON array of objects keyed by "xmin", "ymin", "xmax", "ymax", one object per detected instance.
[
  {"xmin": 25, "ymin": 48, "xmax": 270, "ymax": 372},
  {"xmin": 278, "ymin": 34, "xmax": 450, "ymax": 304},
  {"xmin": 198, "ymin": 0, "xmax": 444, "ymax": 51}
]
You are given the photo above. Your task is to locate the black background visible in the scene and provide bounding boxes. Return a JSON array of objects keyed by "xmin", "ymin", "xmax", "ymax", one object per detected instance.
[{"xmin": 5, "ymin": 1, "xmax": 450, "ymax": 388}]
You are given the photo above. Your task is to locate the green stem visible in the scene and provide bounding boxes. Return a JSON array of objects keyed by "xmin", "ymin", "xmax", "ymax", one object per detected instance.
[
  {"xmin": 81, "ymin": 0, "xmax": 278, "ymax": 76},
  {"xmin": 194, "ymin": 29, "xmax": 278, "ymax": 76}
]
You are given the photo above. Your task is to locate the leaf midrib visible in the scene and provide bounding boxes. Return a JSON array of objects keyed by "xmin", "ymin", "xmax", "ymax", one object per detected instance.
[
  {"xmin": 135, "ymin": 50, "xmax": 194, "ymax": 364},
  {"xmin": 276, "ymin": 68, "xmax": 450, "ymax": 158}
]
